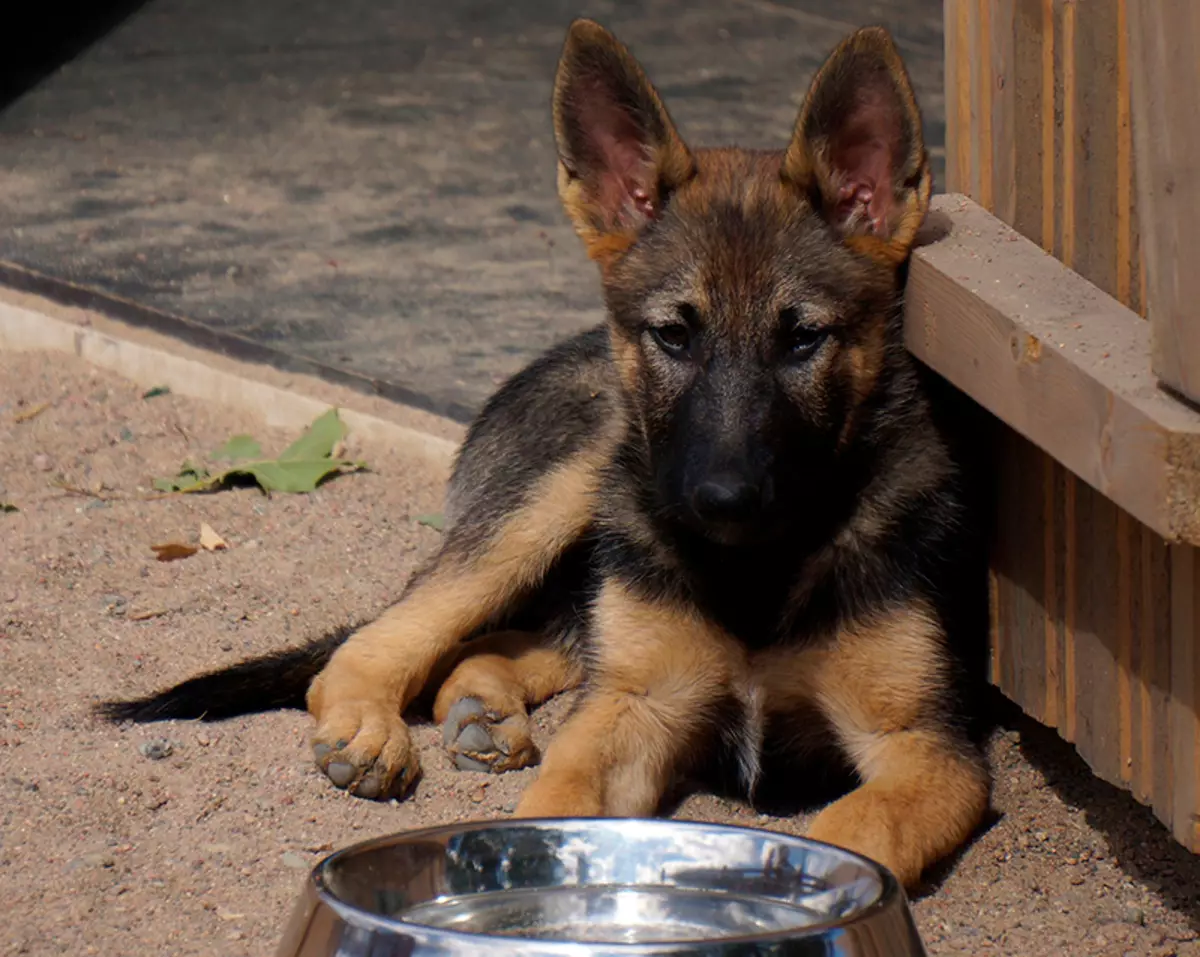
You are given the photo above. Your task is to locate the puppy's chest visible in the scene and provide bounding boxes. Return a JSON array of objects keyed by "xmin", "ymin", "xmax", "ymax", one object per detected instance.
[{"xmin": 683, "ymin": 547, "xmax": 817, "ymax": 650}]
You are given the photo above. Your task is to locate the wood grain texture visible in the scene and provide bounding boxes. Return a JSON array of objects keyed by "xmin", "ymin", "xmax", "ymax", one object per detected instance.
[
  {"xmin": 906, "ymin": 195, "xmax": 1200, "ymax": 546},
  {"xmin": 945, "ymin": 0, "xmax": 1144, "ymax": 309},
  {"xmin": 1169, "ymin": 546, "xmax": 1200, "ymax": 849},
  {"xmin": 1126, "ymin": 1, "xmax": 1200, "ymax": 404},
  {"xmin": 941, "ymin": 0, "xmax": 1200, "ymax": 856}
]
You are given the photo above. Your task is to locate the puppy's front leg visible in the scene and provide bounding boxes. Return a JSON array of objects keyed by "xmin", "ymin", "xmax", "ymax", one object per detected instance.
[
  {"xmin": 515, "ymin": 579, "xmax": 750, "ymax": 818},
  {"xmin": 802, "ymin": 604, "xmax": 990, "ymax": 888}
]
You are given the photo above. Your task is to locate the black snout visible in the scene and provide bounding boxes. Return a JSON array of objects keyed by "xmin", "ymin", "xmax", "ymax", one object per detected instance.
[{"xmin": 690, "ymin": 472, "xmax": 764, "ymax": 524}]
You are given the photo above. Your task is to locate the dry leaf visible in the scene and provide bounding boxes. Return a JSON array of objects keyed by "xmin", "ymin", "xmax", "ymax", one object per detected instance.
[
  {"xmin": 129, "ymin": 608, "xmax": 169, "ymax": 621},
  {"xmin": 199, "ymin": 522, "xmax": 228, "ymax": 551},
  {"xmin": 151, "ymin": 542, "xmax": 199, "ymax": 562}
]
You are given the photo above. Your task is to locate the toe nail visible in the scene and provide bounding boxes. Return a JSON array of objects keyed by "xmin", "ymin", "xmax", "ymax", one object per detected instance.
[
  {"xmin": 443, "ymin": 698, "xmax": 487, "ymax": 746},
  {"xmin": 326, "ymin": 762, "xmax": 357, "ymax": 787},
  {"xmin": 456, "ymin": 723, "xmax": 494, "ymax": 754},
  {"xmin": 454, "ymin": 754, "xmax": 492, "ymax": 773},
  {"xmin": 334, "ymin": 739, "xmax": 349, "ymax": 750},
  {"xmin": 354, "ymin": 775, "xmax": 381, "ymax": 800},
  {"xmin": 313, "ymin": 743, "xmax": 332, "ymax": 762}
]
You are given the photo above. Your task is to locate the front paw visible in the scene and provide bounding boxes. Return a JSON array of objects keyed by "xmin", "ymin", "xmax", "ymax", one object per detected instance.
[
  {"xmin": 309, "ymin": 696, "xmax": 421, "ymax": 801},
  {"xmin": 307, "ymin": 671, "xmax": 420, "ymax": 805}
]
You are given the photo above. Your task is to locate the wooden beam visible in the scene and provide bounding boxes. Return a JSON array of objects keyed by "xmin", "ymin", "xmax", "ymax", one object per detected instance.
[
  {"xmin": 1126, "ymin": 1, "xmax": 1200, "ymax": 405},
  {"xmin": 905, "ymin": 195, "xmax": 1200, "ymax": 546}
]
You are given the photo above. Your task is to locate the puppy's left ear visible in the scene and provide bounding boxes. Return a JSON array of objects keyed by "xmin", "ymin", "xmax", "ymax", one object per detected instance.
[{"xmin": 783, "ymin": 27, "xmax": 931, "ymax": 264}]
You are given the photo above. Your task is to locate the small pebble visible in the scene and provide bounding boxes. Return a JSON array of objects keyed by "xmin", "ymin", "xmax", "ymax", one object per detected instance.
[
  {"xmin": 32, "ymin": 454, "xmax": 51, "ymax": 471},
  {"xmin": 69, "ymin": 851, "xmax": 115, "ymax": 870},
  {"xmin": 139, "ymin": 738, "xmax": 174, "ymax": 760},
  {"xmin": 280, "ymin": 851, "xmax": 309, "ymax": 870}
]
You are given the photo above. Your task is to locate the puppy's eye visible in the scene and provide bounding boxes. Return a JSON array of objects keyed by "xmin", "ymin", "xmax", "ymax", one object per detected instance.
[
  {"xmin": 650, "ymin": 303, "xmax": 699, "ymax": 358},
  {"xmin": 781, "ymin": 307, "xmax": 828, "ymax": 359},
  {"xmin": 650, "ymin": 323, "xmax": 691, "ymax": 357}
]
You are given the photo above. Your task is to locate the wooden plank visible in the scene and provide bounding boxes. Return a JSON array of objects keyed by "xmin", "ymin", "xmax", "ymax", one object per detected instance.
[
  {"xmin": 1068, "ymin": 0, "xmax": 1121, "ymax": 299},
  {"xmin": 1071, "ymin": 483, "xmax": 1121, "ymax": 783},
  {"xmin": 1114, "ymin": 0, "xmax": 1134, "ymax": 308},
  {"xmin": 1135, "ymin": 526, "xmax": 1173, "ymax": 816},
  {"xmin": 906, "ymin": 195, "xmax": 1200, "ymax": 546},
  {"xmin": 987, "ymin": 0, "xmax": 1017, "ymax": 224},
  {"xmin": 1126, "ymin": 2, "xmax": 1200, "ymax": 404},
  {"xmin": 1169, "ymin": 545, "xmax": 1200, "ymax": 851},
  {"xmin": 1007, "ymin": 0, "xmax": 1049, "ymax": 246},
  {"xmin": 944, "ymin": 0, "xmax": 972, "ymax": 195},
  {"xmin": 1062, "ymin": 472, "xmax": 1077, "ymax": 742},
  {"xmin": 1039, "ymin": 0, "xmax": 1056, "ymax": 253},
  {"xmin": 1117, "ymin": 507, "xmax": 1133, "ymax": 783},
  {"xmin": 1043, "ymin": 447, "xmax": 1064, "ymax": 727},
  {"xmin": 1058, "ymin": 0, "xmax": 1076, "ymax": 269},
  {"xmin": 992, "ymin": 430, "xmax": 1047, "ymax": 719}
]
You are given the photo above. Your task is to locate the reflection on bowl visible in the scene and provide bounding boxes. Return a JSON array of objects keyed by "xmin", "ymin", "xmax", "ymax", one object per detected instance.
[{"xmin": 277, "ymin": 817, "xmax": 928, "ymax": 956}]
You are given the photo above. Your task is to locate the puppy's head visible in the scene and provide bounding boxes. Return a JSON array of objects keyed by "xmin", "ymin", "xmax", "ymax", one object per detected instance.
[{"xmin": 553, "ymin": 20, "xmax": 930, "ymax": 543}]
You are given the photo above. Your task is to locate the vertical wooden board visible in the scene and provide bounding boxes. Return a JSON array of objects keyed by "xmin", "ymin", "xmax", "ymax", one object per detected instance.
[
  {"xmin": 1071, "ymin": 481, "xmax": 1122, "ymax": 784},
  {"xmin": 1062, "ymin": 471, "xmax": 1078, "ymax": 743},
  {"xmin": 944, "ymin": 0, "xmax": 972, "ymax": 196},
  {"xmin": 1113, "ymin": 0, "xmax": 1135, "ymax": 309},
  {"xmin": 1128, "ymin": 515, "xmax": 1147, "ymax": 797},
  {"xmin": 1141, "ymin": 528, "xmax": 1174, "ymax": 820},
  {"xmin": 988, "ymin": 0, "xmax": 1017, "ymax": 223},
  {"xmin": 1054, "ymin": 0, "xmax": 1073, "ymax": 268},
  {"xmin": 1043, "ymin": 448, "xmax": 1067, "ymax": 729},
  {"xmin": 1068, "ymin": 0, "xmax": 1121, "ymax": 301},
  {"xmin": 992, "ymin": 430, "xmax": 1048, "ymax": 720},
  {"xmin": 1127, "ymin": 0, "xmax": 1200, "ymax": 404},
  {"xmin": 1011, "ymin": 0, "xmax": 1048, "ymax": 245},
  {"xmin": 969, "ymin": 0, "xmax": 994, "ymax": 211},
  {"xmin": 1116, "ymin": 508, "xmax": 1134, "ymax": 783},
  {"xmin": 1169, "ymin": 545, "xmax": 1200, "ymax": 851}
]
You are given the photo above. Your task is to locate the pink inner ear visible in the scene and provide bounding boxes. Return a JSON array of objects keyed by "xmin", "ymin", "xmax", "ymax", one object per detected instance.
[
  {"xmin": 575, "ymin": 85, "xmax": 658, "ymax": 227},
  {"xmin": 593, "ymin": 129, "xmax": 656, "ymax": 224},
  {"xmin": 829, "ymin": 91, "xmax": 903, "ymax": 236}
]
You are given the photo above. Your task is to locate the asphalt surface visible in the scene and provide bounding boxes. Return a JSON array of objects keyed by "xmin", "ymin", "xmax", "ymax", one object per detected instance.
[{"xmin": 0, "ymin": 0, "xmax": 944, "ymax": 421}]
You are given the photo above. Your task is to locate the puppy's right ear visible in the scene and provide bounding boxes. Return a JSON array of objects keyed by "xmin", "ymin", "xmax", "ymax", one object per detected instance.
[{"xmin": 553, "ymin": 19, "xmax": 695, "ymax": 268}]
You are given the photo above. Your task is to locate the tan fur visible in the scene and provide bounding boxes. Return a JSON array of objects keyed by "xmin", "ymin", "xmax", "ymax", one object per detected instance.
[
  {"xmin": 607, "ymin": 326, "xmax": 643, "ymax": 401},
  {"xmin": 755, "ymin": 604, "xmax": 990, "ymax": 886},
  {"xmin": 514, "ymin": 580, "xmax": 752, "ymax": 818},
  {"xmin": 307, "ymin": 438, "xmax": 615, "ymax": 796},
  {"xmin": 430, "ymin": 631, "xmax": 585, "ymax": 772}
]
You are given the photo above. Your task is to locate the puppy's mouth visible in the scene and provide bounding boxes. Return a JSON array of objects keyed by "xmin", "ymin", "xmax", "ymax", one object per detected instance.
[{"xmin": 688, "ymin": 512, "xmax": 780, "ymax": 548}]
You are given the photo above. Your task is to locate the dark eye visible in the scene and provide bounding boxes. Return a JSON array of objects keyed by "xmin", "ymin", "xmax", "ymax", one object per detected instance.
[
  {"xmin": 781, "ymin": 307, "xmax": 827, "ymax": 359},
  {"xmin": 649, "ymin": 303, "xmax": 698, "ymax": 358}
]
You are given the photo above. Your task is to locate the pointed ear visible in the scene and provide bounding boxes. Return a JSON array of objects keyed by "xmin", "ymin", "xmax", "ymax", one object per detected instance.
[
  {"xmin": 782, "ymin": 27, "xmax": 931, "ymax": 264},
  {"xmin": 552, "ymin": 19, "xmax": 695, "ymax": 267}
]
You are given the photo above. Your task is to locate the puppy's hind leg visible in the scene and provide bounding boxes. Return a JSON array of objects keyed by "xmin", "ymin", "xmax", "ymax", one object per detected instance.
[{"xmin": 434, "ymin": 630, "xmax": 585, "ymax": 773}]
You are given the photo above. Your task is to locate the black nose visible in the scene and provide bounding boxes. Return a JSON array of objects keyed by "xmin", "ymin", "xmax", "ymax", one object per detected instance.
[{"xmin": 690, "ymin": 473, "xmax": 762, "ymax": 524}]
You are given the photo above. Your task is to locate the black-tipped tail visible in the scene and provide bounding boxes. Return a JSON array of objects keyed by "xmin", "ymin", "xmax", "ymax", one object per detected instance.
[{"xmin": 95, "ymin": 626, "xmax": 355, "ymax": 723}]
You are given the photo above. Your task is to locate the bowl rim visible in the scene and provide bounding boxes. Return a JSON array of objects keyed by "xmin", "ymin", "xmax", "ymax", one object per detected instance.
[{"xmin": 307, "ymin": 816, "xmax": 912, "ymax": 953}]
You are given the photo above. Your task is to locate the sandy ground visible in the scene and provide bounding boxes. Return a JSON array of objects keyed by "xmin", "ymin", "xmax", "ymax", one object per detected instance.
[{"xmin": 1, "ymin": 348, "xmax": 1198, "ymax": 957}]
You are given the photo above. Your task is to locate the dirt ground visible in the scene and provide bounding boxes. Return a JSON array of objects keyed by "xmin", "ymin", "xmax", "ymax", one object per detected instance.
[{"xmin": 1, "ymin": 348, "xmax": 1198, "ymax": 957}]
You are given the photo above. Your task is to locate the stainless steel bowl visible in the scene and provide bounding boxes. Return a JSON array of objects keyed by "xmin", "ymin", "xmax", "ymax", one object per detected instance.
[{"xmin": 277, "ymin": 818, "xmax": 927, "ymax": 956}]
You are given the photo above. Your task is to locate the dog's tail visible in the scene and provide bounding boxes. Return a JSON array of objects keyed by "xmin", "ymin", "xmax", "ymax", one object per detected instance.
[{"xmin": 94, "ymin": 625, "xmax": 355, "ymax": 723}]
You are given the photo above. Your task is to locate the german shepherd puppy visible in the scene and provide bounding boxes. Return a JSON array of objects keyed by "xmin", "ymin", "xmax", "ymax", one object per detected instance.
[{"xmin": 101, "ymin": 20, "xmax": 991, "ymax": 888}]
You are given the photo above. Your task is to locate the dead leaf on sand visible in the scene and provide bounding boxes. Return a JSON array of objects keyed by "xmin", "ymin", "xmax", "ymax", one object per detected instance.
[
  {"xmin": 150, "ymin": 542, "xmax": 199, "ymax": 562},
  {"xmin": 199, "ymin": 522, "xmax": 228, "ymax": 551}
]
